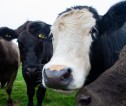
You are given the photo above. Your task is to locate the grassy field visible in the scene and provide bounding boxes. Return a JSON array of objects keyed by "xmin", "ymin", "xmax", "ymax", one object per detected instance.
[{"xmin": 0, "ymin": 66, "xmax": 77, "ymax": 106}]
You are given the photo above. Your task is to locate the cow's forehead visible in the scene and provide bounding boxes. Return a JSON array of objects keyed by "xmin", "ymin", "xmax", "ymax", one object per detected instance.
[
  {"xmin": 51, "ymin": 8, "xmax": 96, "ymax": 34},
  {"xmin": 18, "ymin": 31, "xmax": 41, "ymax": 44}
]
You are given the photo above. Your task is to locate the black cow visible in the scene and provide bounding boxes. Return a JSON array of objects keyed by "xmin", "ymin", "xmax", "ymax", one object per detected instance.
[
  {"xmin": 76, "ymin": 45, "xmax": 126, "ymax": 106},
  {"xmin": 0, "ymin": 28, "xmax": 20, "ymax": 106},
  {"xmin": 0, "ymin": 21, "xmax": 53, "ymax": 106},
  {"xmin": 42, "ymin": 1, "xmax": 126, "ymax": 90},
  {"xmin": 16, "ymin": 21, "xmax": 52, "ymax": 106}
]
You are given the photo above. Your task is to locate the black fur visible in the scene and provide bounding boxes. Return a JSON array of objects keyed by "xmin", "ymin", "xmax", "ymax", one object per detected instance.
[
  {"xmin": 85, "ymin": 1, "xmax": 126, "ymax": 84},
  {"xmin": 27, "ymin": 21, "xmax": 51, "ymax": 38}
]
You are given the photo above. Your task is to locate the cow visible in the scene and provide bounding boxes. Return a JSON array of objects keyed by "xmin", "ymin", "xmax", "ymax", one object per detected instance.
[
  {"xmin": 76, "ymin": 45, "xmax": 126, "ymax": 106},
  {"xmin": 0, "ymin": 21, "xmax": 53, "ymax": 106},
  {"xmin": 0, "ymin": 27, "xmax": 20, "ymax": 106},
  {"xmin": 42, "ymin": 1, "xmax": 126, "ymax": 91},
  {"xmin": 16, "ymin": 21, "xmax": 53, "ymax": 106}
]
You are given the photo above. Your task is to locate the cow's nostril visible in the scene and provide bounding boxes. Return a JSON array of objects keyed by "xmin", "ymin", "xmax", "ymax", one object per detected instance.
[
  {"xmin": 79, "ymin": 95, "xmax": 91, "ymax": 105},
  {"xmin": 61, "ymin": 68, "xmax": 71, "ymax": 80}
]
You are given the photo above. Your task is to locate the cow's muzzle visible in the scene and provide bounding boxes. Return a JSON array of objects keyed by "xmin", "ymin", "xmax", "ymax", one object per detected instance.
[
  {"xmin": 25, "ymin": 66, "xmax": 40, "ymax": 77},
  {"xmin": 43, "ymin": 66, "xmax": 73, "ymax": 90}
]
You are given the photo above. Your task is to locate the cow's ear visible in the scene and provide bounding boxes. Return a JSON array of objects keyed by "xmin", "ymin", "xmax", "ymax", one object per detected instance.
[{"xmin": 0, "ymin": 27, "xmax": 18, "ymax": 41}]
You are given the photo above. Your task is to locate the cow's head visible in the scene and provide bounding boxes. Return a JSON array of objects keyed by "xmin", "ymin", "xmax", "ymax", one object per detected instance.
[
  {"xmin": 17, "ymin": 21, "xmax": 51, "ymax": 81},
  {"xmin": 42, "ymin": 6, "xmax": 100, "ymax": 90},
  {"xmin": 0, "ymin": 27, "xmax": 18, "ymax": 41}
]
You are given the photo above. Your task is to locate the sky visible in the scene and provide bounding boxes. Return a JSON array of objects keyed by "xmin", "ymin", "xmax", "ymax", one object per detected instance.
[{"xmin": 0, "ymin": 0, "xmax": 122, "ymax": 29}]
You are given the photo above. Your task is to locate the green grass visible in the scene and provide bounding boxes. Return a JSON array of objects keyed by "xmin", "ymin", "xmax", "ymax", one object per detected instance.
[{"xmin": 0, "ymin": 66, "xmax": 77, "ymax": 106}]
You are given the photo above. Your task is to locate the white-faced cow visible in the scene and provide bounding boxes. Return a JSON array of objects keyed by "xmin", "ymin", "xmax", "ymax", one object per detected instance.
[
  {"xmin": 16, "ymin": 21, "xmax": 53, "ymax": 106},
  {"xmin": 0, "ymin": 27, "xmax": 20, "ymax": 106},
  {"xmin": 76, "ymin": 45, "xmax": 126, "ymax": 106},
  {"xmin": 42, "ymin": 1, "xmax": 126, "ymax": 91}
]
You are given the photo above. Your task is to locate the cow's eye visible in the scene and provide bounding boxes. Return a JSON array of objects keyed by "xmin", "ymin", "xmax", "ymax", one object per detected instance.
[{"xmin": 90, "ymin": 27, "xmax": 98, "ymax": 40}]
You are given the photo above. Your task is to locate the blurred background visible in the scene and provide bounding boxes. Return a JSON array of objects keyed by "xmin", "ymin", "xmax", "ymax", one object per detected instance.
[{"xmin": 0, "ymin": 0, "xmax": 122, "ymax": 29}]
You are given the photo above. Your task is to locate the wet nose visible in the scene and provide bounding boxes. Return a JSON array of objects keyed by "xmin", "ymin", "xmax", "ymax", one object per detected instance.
[
  {"xmin": 77, "ymin": 95, "xmax": 91, "ymax": 106},
  {"xmin": 26, "ymin": 67, "xmax": 38, "ymax": 76},
  {"xmin": 43, "ymin": 67, "xmax": 72, "ymax": 90}
]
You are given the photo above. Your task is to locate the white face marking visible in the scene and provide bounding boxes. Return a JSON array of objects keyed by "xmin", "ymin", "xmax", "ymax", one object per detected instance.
[{"xmin": 42, "ymin": 8, "xmax": 96, "ymax": 90}]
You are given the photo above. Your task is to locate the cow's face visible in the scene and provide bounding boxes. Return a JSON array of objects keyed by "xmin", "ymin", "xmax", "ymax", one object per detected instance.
[
  {"xmin": 17, "ymin": 21, "xmax": 51, "ymax": 80},
  {"xmin": 18, "ymin": 32, "xmax": 44, "ymax": 78},
  {"xmin": 42, "ymin": 8, "xmax": 97, "ymax": 90}
]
